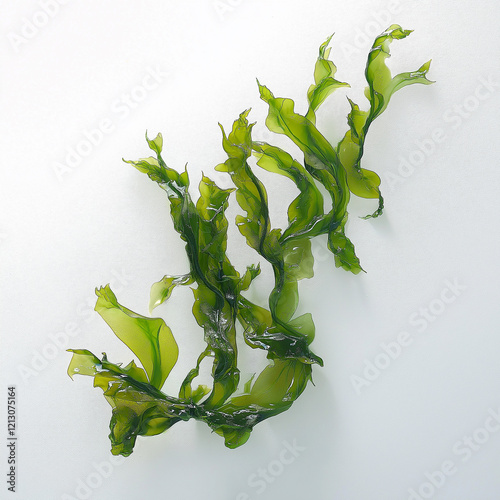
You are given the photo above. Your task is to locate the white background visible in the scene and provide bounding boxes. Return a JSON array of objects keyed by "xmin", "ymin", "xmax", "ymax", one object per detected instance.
[{"xmin": 1, "ymin": 1, "xmax": 500, "ymax": 499}]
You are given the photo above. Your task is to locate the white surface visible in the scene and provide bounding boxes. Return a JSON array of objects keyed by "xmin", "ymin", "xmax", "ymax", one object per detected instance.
[{"xmin": 1, "ymin": 1, "xmax": 500, "ymax": 499}]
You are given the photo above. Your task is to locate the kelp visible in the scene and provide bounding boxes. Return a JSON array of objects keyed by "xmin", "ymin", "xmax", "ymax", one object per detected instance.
[{"xmin": 68, "ymin": 25, "xmax": 432, "ymax": 455}]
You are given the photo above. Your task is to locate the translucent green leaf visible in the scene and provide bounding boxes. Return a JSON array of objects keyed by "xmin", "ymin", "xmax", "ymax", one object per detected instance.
[
  {"xmin": 337, "ymin": 25, "xmax": 433, "ymax": 217},
  {"xmin": 217, "ymin": 110, "xmax": 270, "ymax": 256},
  {"xmin": 288, "ymin": 313, "xmax": 315, "ymax": 345},
  {"xmin": 283, "ymin": 238, "xmax": 314, "ymax": 281},
  {"xmin": 67, "ymin": 349, "xmax": 102, "ymax": 380},
  {"xmin": 209, "ymin": 358, "xmax": 313, "ymax": 448},
  {"xmin": 67, "ymin": 349, "xmax": 150, "ymax": 386},
  {"xmin": 306, "ymin": 34, "xmax": 350, "ymax": 124},
  {"xmin": 124, "ymin": 156, "xmax": 189, "ymax": 191},
  {"xmin": 246, "ymin": 359, "xmax": 311, "ymax": 405},
  {"xmin": 237, "ymin": 297, "xmax": 322, "ymax": 365},
  {"xmin": 365, "ymin": 25, "xmax": 433, "ymax": 119},
  {"xmin": 327, "ymin": 220, "xmax": 364, "ymax": 274},
  {"xmin": 237, "ymin": 264, "xmax": 261, "ymax": 293},
  {"xmin": 196, "ymin": 175, "xmax": 234, "ymax": 263},
  {"xmin": 253, "ymin": 142, "xmax": 324, "ymax": 242},
  {"xmin": 146, "ymin": 132, "xmax": 163, "ymax": 155},
  {"xmin": 95, "ymin": 285, "xmax": 179, "ymax": 390},
  {"xmin": 222, "ymin": 359, "xmax": 312, "ymax": 417},
  {"xmin": 257, "ymin": 82, "xmax": 343, "ymax": 176},
  {"xmin": 149, "ymin": 273, "xmax": 194, "ymax": 312},
  {"xmin": 337, "ymin": 98, "xmax": 382, "ymax": 201}
]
